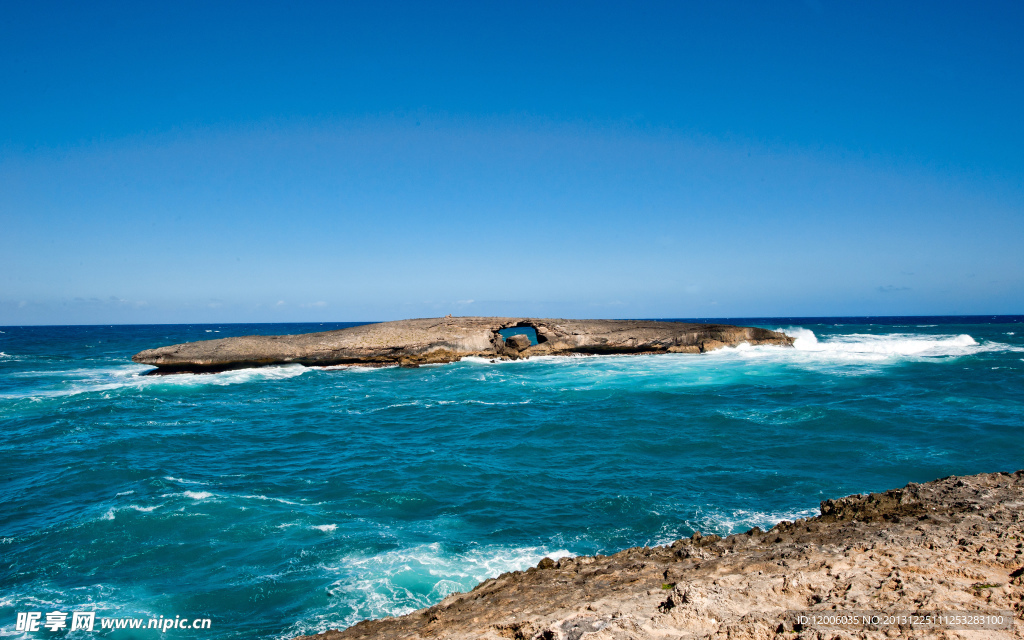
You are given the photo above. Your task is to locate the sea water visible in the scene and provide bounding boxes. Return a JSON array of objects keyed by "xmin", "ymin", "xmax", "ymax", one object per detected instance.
[{"xmin": 1, "ymin": 317, "xmax": 1022, "ymax": 638}]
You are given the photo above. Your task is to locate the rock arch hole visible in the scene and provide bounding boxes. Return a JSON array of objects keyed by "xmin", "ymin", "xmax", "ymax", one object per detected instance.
[{"xmin": 498, "ymin": 325, "xmax": 539, "ymax": 346}]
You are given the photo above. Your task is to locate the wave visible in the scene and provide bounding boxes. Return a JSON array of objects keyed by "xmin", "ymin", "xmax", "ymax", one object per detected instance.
[
  {"xmin": 783, "ymin": 327, "xmax": 982, "ymax": 356},
  {"xmin": 164, "ymin": 476, "xmax": 207, "ymax": 485},
  {"xmin": 153, "ymin": 490, "xmax": 305, "ymax": 508},
  {"xmin": 1, "ymin": 363, "xmax": 310, "ymax": 400},
  {"xmin": 238, "ymin": 494, "xmax": 302, "ymax": 506},
  {"xmin": 0, "ymin": 582, "xmax": 163, "ymax": 633},
  {"xmin": 279, "ymin": 501, "xmax": 814, "ymax": 640},
  {"xmin": 683, "ymin": 507, "xmax": 820, "ymax": 539},
  {"xmin": 705, "ymin": 327, "xmax": 1021, "ymax": 363},
  {"xmin": 100, "ymin": 504, "xmax": 160, "ymax": 520},
  {"xmin": 283, "ymin": 543, "xmax": 572, "ymax": 637}
]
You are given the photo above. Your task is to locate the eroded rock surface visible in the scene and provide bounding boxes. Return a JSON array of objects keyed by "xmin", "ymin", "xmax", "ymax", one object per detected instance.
[
  {"xmin": 132, "ymin": 317, "xmax": 793, "ymax": 373},
  {"xmin": 296, "ymin": 471, "xmax": 1024, "ymax": 640}
]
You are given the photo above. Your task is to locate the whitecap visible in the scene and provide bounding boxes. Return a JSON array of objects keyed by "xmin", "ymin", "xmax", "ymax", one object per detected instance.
[
  {"xmin": 115, "ymin": 490, "xmax": 135, "ymax": 496},
  {"xmin": 312, "ymin": 524, "xmax": 337, "ymax": 532},
  {"xmin": 183, "ymin": 491, "xmax": 214, "ymax": 500},
  {"xmin": 239, "ymin": 494, "xmax": 302, "ymax": 506},
  {"xmin": 164, "ymin": 476, "xmax": 207, "ymax": 485}
]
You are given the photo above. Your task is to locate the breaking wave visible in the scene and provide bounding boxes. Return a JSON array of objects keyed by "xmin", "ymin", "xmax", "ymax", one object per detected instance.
[
  {"xmin": 285, "ymin": 543, "xmax": 572, "ymax": 637},
  {"xmin": 1, "ymin": 363, "xmax": 310, "ymax": 400},
  {"xmin": 782, "ymin": 327, "xmax": 986, "ymax": 357},
  {"xmin": 704, "ymin": 327, "xmax": 1021, "ymax": 366}
]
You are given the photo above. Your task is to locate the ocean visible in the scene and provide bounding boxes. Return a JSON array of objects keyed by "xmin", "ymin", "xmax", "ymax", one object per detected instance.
[{"xmin": 1, "ymin": 317, "xmax": 1022, "ymax": 638}]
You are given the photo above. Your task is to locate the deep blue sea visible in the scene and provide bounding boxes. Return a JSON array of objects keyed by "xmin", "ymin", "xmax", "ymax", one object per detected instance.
[{"xmin": 2, "ymin": 317, "xmax": 1023, "ymax": 638}]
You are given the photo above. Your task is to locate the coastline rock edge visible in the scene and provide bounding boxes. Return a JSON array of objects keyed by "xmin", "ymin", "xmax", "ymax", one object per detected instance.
[
  {"xmin": 132, "ymin": 317, "xmax": 794, "ymax": 374},
  {"xmin": 296, "ymin": 471, "xmax": 1024, "ymax": 640}
]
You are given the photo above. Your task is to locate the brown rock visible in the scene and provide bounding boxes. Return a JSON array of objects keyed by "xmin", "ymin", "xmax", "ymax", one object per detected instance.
[
  {"xmin": 132, "ymin": 317, "xmax": 794, "ymax": 374},
  {"xmin": 504, "ymin": 334, "xmax": 532, "ymax": 351}
]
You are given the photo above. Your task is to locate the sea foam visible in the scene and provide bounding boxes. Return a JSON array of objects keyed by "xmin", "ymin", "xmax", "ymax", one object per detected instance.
[
  {"xmin": 2, "ymin": 363, "xmax": 310, "ymax": 400},
  {"xmin": 729, "ymin": 327, "xmax": 1022, "ymax": 362},
  {"xmin": 294, "ymin": 543, "xmax": 573, "ymax": 636}
]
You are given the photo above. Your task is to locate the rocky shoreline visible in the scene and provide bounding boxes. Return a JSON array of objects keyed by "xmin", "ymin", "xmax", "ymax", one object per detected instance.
[
  {"xmin": 296, "ymin": 471, "xmax": 1024, "ymax": 640},
  {"xmin": 132, "ymin": 317, "xmax": 793, "ymax": 374}
]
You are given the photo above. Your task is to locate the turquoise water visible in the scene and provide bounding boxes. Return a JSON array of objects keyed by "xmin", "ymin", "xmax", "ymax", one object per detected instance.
[{"xmin": 2, "ymin": 318, "xmax": 1023, "ymax": 638}]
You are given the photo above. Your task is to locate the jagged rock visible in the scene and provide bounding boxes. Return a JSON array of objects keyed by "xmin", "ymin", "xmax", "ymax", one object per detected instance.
[
  {"xmin": 294, "ymin": 471, "xmax": 1024, "ymax": 640},
  {"xmin": 132, "ymin": 317, "xmax": 794, "ymax": 374}
]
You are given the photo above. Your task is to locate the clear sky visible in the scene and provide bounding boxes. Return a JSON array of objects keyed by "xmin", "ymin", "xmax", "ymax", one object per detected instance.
[{"xmin": 2, "ymin": 1, "xmax": 1022, "ymax": 324}]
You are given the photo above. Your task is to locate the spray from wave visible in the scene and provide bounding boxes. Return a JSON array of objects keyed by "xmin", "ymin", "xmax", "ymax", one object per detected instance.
[
  {"xmin": 780, "ymin": 327, "xmax": 985, "ymax": 358},
  {"xmin": 282, "ymin": 543, "xmax": 572, "ymax": 638}
]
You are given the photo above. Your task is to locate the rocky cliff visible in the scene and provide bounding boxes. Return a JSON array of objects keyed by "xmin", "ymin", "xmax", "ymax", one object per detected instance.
[
  {"xmin": 132, "ymin": 317, "xmax": 793, "ymax": 374},
  {"xmin": 295, "ymin": 471, "xmax": 1024, "ymax": 640}
]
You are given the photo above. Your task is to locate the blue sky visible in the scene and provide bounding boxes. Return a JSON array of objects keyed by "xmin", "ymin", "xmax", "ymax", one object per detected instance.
[{"xmin": 2, "ymin": 1, "xmax": 1022, "ymax": 324}]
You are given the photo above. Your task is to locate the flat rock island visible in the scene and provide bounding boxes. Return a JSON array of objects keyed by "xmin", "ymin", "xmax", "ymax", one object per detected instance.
[{"xmin": 132, "ymin": 317, "xmax": 794, "ymax": 374}]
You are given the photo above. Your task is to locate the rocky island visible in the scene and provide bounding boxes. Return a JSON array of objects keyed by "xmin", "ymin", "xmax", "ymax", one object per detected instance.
[
  {"xmin": 296, "ymin": 471, "xmax": 1024, "ymax": 640},
  {"xmin": 132, "ymin": 317, "xmax": 793, "ymax": 374}
]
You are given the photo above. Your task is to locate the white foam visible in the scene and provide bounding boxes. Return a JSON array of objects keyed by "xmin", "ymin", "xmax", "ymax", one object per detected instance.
[
  {"xmin": 286, "ymin": 543, "xmax": 572, "ymax": 635},
  {"xmin": 99, "ymin": 504, "xmax": 162, "ymax": 522},
  {"xmin": 458, "ymin": 356, "xmax": 522, "ymax": 365},
  {"xmin": 312, "ymin": 524, "xmax": 337, "ymax": 532},
  {"xmin": 782, "ymin": 327, "xmax": 981, "ymax": 357},
  {"xmin": 0, "ymin": 583, "xmax": 162, "ymax": 634},
  {"xmin": 115, "ymin": 490, "xmax": 135, "ymax": 496},
  {"xmin": 2, "ymin": 363, "xmax": 310, "ymax": 400},
  {"xmin": 699, "ymin": 327, "xmax": 1020, "ymax": 366},
  {"xmin": 687, "ymin": 507, "xmax": 820, "ymax": 538},
  {"xmin": 164, "ymin": 476, "xmax": 207, "ymax": 485},
  {"xmin": 239, "ymin": 494, "xmax": 302, "ymax": 506},
  {"xmin": 183, "ymin": 491, "xmax": 214, "ymax": 500}
]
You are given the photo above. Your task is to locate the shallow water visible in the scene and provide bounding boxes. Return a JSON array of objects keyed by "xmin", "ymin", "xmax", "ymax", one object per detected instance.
[{"xmin": 1, "ymin": 317, "xmax": 1022, "ymax": 638}]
